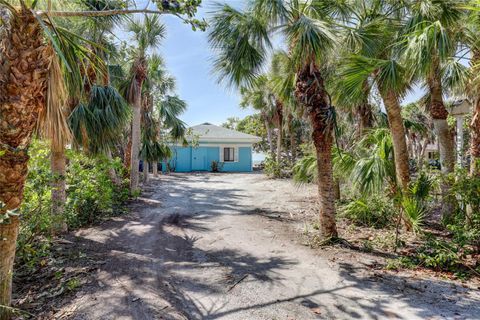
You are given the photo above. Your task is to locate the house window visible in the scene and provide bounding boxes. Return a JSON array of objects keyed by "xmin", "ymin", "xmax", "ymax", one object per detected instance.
[{"xmin": 223, "ymin": 147, "xmax": 235, "ymax": 162}]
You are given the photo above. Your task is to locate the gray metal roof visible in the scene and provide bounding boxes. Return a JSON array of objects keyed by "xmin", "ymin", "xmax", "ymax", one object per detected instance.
[{"xmin": 190, "ymin": 123, "xmax": 261, "ymax": 143}]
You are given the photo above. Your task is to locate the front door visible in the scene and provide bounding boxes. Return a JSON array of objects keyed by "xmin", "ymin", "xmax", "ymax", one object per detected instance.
[{"xmin": 192, "ymin": 147, "xmax": 207, "ymax": 171}]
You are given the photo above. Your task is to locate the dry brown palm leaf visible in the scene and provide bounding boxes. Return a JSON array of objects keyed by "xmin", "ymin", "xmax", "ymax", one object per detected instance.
[{"xmin": 36, "ymin": 51, "xmax": 72, "ymax": 151}]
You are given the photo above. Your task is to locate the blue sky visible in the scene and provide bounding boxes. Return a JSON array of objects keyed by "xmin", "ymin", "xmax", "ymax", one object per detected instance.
[
  {"xmin": 123, "ymin": 0, "xmax": 424, "ymax": 127},
  {"xmin": 154, "ymin": 0, "xmax": 249, "ymax": 127}
]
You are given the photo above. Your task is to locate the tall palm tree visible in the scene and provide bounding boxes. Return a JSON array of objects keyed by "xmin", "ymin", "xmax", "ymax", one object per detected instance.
[
  {"xmin": 339, "ymin": 0, "xmax": 412, "ymax": 192},
  {"xmin": 140, "ymin": 54, "xmax": 186, "ymax": 178},
  {"xmin": 401, "ymin": 0, "xmax": 468, "ymax": 216},
  {"xmin": 209, "ymin": 0, "xmax": 342, "ymax": 238},
  {"xmin": 465, "ymin": 3, "xmax": 480, "ymax": 176},
  {"xmin": 45, "ymin": 0, "xmax": 126, "ymax": 233},
  {"xmin": 402, "ymin": 0, "xmax": 463, "ymax": 173},
  {"xmin": 124, "ymin": 15, "xmax": 165, "ymax": 192},
  {"xmin": 0, "ymin": 4, "xmax": 67, "ymax": 313}
]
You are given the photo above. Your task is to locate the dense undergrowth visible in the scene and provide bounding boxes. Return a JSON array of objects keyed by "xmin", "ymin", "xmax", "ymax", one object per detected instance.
[
  {"xmin": 287, "ymin": 133, "xmax": 480, "ymax": 279},
  {"xmin": 335, "ymin": 170, "xmax": 479, "ymax": 278},
  {"xmin": 16, "ymin": 140, "xmax": 130, "ymax": 272}
]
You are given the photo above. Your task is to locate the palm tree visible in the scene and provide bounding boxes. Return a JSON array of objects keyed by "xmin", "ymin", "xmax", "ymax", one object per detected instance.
[
  {"xmin": 37, "ymin": 55, "xmax": 72, "ymax": 235},
  {"xmin": 209, "ymin": 0, "xmax": 342, "ymax": 238},
  {"xmin": 0, "ymin": 4, "xmax": 68, "ymax": 312},
  {"xmin": 0, "ymin": 1, "xmax": 203, "ymax": 315},
  {"xmin": 402, "ymin": 0, "xmax": 464, "ymax": 172},
  {"xmin": 339, "ymin": 0, "xmax": 412, "ymax": 192},
  {"xmin": 401, "ymin": 0, "xmax": 468, "ymax": 216},
  {"xmin": 124, "ymin": 15, "xmax": 165, "ymax": 192},
  {"xmin": 465, "ymin": 4, "xmax": 480, "ymax": 176},
  {"xmin": 44, "ymin": 0, "xmax": 127, "ymax": 233},
  {"xmin": 402, "ymin": 101, "xmax": 433, "ymax": 171},
  {"xmin": 140, "ymin": 54, "xmax": 186, "ymax": 179},
  {"xmin": 239, "ymin": 75, "xmax": 277, "ymax": 159}
]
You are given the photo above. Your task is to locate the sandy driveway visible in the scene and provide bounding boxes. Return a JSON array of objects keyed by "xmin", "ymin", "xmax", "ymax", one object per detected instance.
[{"xmin": 62, "ymin": 173, "xmax": 479, "ymax": 320}]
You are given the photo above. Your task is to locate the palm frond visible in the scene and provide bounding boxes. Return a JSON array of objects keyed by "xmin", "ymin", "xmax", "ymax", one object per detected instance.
[
  {"xmin": 208, "ymin": 3, "xmax": 271, "ymax": 88},
  {"xmin": 285, "ymin": 13, "xmax": 336, "ymax": 68},
  {"xmin": 36, "ymin": 53, "xmax": 72, "ymax": 150}
]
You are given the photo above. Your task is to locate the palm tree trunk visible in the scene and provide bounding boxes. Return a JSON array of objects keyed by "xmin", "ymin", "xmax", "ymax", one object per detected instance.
[
  {"xmin": 124, "ymin": 136, "xmax": 132, "ymax": 172},
  {"xmin": 0, "ymin": 7, "xmax": 53, "ymax": 317},
  {"xmin": 153, "ymin": 162, "xmax": 158, "ymax": 177},
  {"xmin": 470, "ymin": 51, "xmax": 480, "ymax": 176},
  {"xmin": 143, "ymin": 161, "xmax": 150, "ymax": 183},
  {"xmin": 290, "ymin": 128, "xmax": 297, "ymax": 163},
  {"xmin": 288, "ymin": 113, "xmax": 297, "ymax": 164},
  {"xmin": 264, "ymin": 117, "xmax": 275, "ymax": 158},
  {"xmin": 51, "ymin": 145, "xmax": 68, "ymax": 234},
  {"xmin": 357, "ymin": 101, "xmax": 373, "ymax": 136},
  {"xmin": 0, "ymin": 216, "xmax": 19, "ymax": 320},
  {"xmin": 429, "ymin": 69, "xmax": 455, "ymax": 173},
  {"xmin": 276, "ymin": 126, "xmax": 283, "ymax": 162},
  {"xmin": 381, "ymin": 90, "xmax": 410, "ymax": 192},
  {"xmin": 295, "ymin": 65, "xmax": 337, "ymax": 239},
  {"xmin": 418, "ymin": 140, "xmax": 429, "ymax": 172},
  {"xmin": 130, "ymin": 95, "xmax": 142, "ymax": 192},
  {"xmin": 428, "ymin": 69, "xmax": 456, "ymax": 218},
  {"xmin": 275, "ymin": 101, "xmax": 283, "ymax": 162}
]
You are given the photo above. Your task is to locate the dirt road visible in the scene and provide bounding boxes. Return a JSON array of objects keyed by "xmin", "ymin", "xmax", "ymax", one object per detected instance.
[{"xmin": 62, "ymin": 173, "xmax": 479, "ymax": 319}]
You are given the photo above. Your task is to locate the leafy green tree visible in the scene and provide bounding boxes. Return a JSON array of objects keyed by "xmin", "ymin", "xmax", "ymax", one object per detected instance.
[
  {"xmin": 239, "ymin": 75, "xmax": 277, "ymax": 158},
  {"xmin": 237, "ymin": 114, "xmax": 269, "ymax": 153}
]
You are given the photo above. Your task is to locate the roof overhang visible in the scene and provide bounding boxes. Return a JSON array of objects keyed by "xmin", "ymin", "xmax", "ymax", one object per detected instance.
[{"xmin": 197, "ymin": 137, "xmax": 262, "ymax": 144}]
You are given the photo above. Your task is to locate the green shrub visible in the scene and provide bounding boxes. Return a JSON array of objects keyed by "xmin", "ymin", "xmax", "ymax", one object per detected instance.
[
  {"xmin": 65, "ymin": 151, "xmax": 127, "ymax": 228},
  {"xmin": 338, "ymin": 195, "xmax": 395, "ymax": 228},
  {"xmin": 264, "ymin": 156, "xmax": 291, "ymax": 178},
  {"xmin": 415, "ymin": 235, "xmax": 462, "ymax": 271},
  {"xmin": 210, "ymin": 160, "xmax": 223, "ymax": 172},
  {"xmin": 16, "ymin": 140, "xmax": 129, "ymax": 269},
  {"xmin": 401, "ymin": 196, "xmax": 426, "ymax": 234}
]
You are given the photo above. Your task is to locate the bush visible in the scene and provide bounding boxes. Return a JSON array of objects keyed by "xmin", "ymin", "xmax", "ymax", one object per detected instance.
[
  {"xmin": 338, "ymin": 195, "xmax": 396, "ymax": 228},
  {"xmin": 415, "ymin": 236, "xmax": 462, "ymax": 271},
  {"xmin": 210, "ymin": 160, "xmax": 223, "ymax": 172},
  {"xmin": 16, "ymin": 140, "xmax": 129, "ymax": 269},
  {"xmin": 264, "ymin": 155, "xmax": 290, "ymax": 178},
  {"xmin": 65, "ymin": 151, "xmax": 128, "ymax": 228}
]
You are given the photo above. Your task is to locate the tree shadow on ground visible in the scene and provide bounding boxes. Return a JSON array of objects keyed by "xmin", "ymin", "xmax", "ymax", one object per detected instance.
[
  {"xmin": 25, "ymin": 173, "xmax": 480, "ymax": 320},
  {"xmin": 44, "ymin": 174, "xmax": 296, "ymax": 319}
]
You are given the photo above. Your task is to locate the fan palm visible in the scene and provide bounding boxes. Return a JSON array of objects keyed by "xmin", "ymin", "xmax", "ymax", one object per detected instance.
[
  {"xmin": 464, "ymin": 3, "xmax": 480, "ymax": 176},
  {"xmin": 209, "ymin": 0, "xmax": 343, "ymax": 238},
  {"xmin": 44, "ymin": 0, "xmax": 127, "ymax": 234},
  {"xmin": 0, "ymin": 2, "xmax": 97, "ymax": 312},
  {"xmin": 401, "ymin": 0, "xmax": 468, "ymax": 216},
  {"xmin": 239, "ymin": 75, "xmax": 277, "ymax": 158},
  {"xmin": 140, "ymin": 54, "xmax": 187, "ymax": 180},
  {"xmin": 124, "ymin": 15, "xmax": 165, "ymax": 191},
  {"xmin": 401, "ymin": 0, "xmax": 464, "ymax": 161},
  {"xmin": 338, "ymin": 0, "xmax": 411, "ymax": 192}
]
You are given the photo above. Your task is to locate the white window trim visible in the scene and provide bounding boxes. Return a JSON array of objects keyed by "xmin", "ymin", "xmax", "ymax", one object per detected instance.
[{"xmin": 219, "ymin": 145, "xmax": 239, "ymax": 163}]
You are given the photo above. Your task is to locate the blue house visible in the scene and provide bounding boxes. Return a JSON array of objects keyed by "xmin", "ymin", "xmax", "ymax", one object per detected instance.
[{"xmin": 166, "ymin": 123, "xmax": 261, "ymax": 172}]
